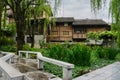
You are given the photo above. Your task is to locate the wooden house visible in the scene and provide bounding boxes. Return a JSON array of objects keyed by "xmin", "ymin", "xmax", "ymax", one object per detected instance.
[
  {"xmin": 48, "ymin": 17, "xmax": 110, "ymax": 42},
  {"xmin": 48, "ymin": 17, "xmax": 74, "ymax": 42},
  {"xmin": 72, "ymin": 19, "xmax": 110, "ymax": 41}
]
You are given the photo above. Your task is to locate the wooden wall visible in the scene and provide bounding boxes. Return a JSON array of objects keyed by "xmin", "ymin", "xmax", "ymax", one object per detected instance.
[
  {"xmin": 49, "ymin": 25, "xmax": 109, "ymax": 42},
  {"xmin": 72, "ymin": 26, "xmax": 107, "ymax": 41},
  {"xmin": 49, "ymin": 25, "xmax": 73, "ymax": 41},
  {"xmin": 73, "ymin": 33, "xmax": 86, "ymax": 39},
  {"xmin": 87, "ymin": 27, "xmax": 106, "ymax": 33}
]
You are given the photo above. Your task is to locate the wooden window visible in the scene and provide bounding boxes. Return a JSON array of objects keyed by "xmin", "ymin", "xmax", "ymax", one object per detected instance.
[
  {"xmin": 63, "ymin": 31, "xmax": 69, "ymax": 35},
  {"xmin": 74, "ymin": 27, "xmax": 86, "ymax": 33},
  {"xmin": 64, "ymin": 23, "xmax": 68, "ymax": 26},
  {"xmin": 51, "ymin": 31, "xmax": 58, "ymax": 35}
]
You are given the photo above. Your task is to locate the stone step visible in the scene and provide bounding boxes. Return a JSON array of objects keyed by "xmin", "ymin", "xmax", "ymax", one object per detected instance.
[
  {"xmin": 11, "ymin": 63, "xmax": 37, "ymax": 73},
  {"xmin": 26, "ymin": 71, "xmax": 62, "ymax": 80},
  {"xmin": 11, "ymin": 62, "xmax": 62, "ymax": 80}
]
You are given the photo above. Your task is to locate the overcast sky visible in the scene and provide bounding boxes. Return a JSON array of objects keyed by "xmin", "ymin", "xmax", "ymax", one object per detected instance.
[{"xmin": 55, "ymin": 0, "xmax": 111, "ymax": 23}]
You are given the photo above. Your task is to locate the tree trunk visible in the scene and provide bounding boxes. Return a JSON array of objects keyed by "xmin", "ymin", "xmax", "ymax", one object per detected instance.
[
  {"xmin": 15, "ymin": 15, "xmax": 25, "ymax": 51},
  {"xmin": 14, "ymin": 4, "xmax": 26, "ymax": 51},
  {"xmin": 31, "ymin": 22, "xmax": 35, "ymax": 48},
  {"xmin": 0, "ymin": 4, "xmax": 3, "ymax": 39},
  {"xmin": 31, "ymin": 13, "xmax": 36, "ymax": 48},
  {"xmin": 0, "ymin": 13, "xmax": 2, "ymax": 41}
]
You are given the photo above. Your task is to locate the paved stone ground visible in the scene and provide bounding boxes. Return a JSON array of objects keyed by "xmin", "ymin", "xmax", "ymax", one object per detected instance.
[{"xmin": 74, "ymin": 62, "xmax": 120, "ymax": 80}]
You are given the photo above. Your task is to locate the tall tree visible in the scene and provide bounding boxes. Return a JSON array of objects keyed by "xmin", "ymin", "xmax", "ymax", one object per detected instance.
[
  {"xmin": 3, "ymin": 0, "xmax": 60, "ymax": 51},
  {"xmin": 90, "ymin": 0, "xmax": 120, "ymax": 47},
  {"xmin": 0, "ymin": 0, "xmax": 5, "ymax": 40},
  {"xmin": 27, "ymin": 1, "xmax": 53, "ymax": 47}
]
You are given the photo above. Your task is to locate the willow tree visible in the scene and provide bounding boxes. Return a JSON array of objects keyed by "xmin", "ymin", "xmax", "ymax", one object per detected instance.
[
  {"xmin": 27, "ymin": 1, "xmax": 53, "ymax": 47},
  {"xmin": 3, "ymin": 0, "xmax": 60, "ymax": 51},
  {"xmin": 91, "ymin": 0, "xmax": 120, "ymax": 47},
  {"xmin": 0, "ymin": 0, "xmax": 5, "ymax": 39}
]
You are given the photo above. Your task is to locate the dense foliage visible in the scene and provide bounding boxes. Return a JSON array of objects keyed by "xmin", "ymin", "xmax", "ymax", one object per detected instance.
[
  {"xmin": 46, "ymin": 43, "xmax": 91, "ymax": 66},
  {"xmin": 90, "ymin": 0, "xmax": 120, "ymax": 47},
  {"xmin": 87, "ymin": 31, "xmax": 117, "ymax": 40},
  {"xmin": 2, "ymin": 0, "xmax": 60, "ymax": 51},
  {"xmin": 0, "ymin": 24, "xmax": 16, "ymax": 47},
  {"xmin": 87, "ymin": 31, "xmax": 117, "ymax": 46}
]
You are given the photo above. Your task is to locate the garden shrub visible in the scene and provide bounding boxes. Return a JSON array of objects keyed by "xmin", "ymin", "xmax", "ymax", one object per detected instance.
[
  {"xmin": 23, "ymin": 44, "xmax": 45, "ymax": 58},
  {"xmin": 23, "ymin": 44, "xmax": 42, "ymax": 52},
  {"xmin": 0, "ymin": 36, "xmax": 16, "ymax": 46},
  {"xmin": 1, "ymin": 23, "xmax": 16, "ymax": 37},
  {"xmin": 71, "ymin": 44, "xmax": 91, "ymax": 66},
  {"xmin": 95, "ymin": 46, "xmax": 119, "ymax": 60},
  {"xmin": 46, "ymin": 43, "xmax": 91, "ymax": 66},
  {"xmin": 105, "ymin": 47, "xmax": 119, "ymax": 60},
  {"xmin": 44, "ymin": 63, "xmax": 62, "ymax": 77},
  {"xmin": 115, "ymin": 51, "xmax": 120, "ymax": 61},
  {"xmin": 46, "ymin": 43, "xmax": 74, "ymax": 63},
  {"xmin": 95, "ymin": 46, "xmax": 107, "ymax": 59},
  {"xmin": 0, "ymin": 45, "xmax": 16, "ymax": 52},
  {"xmin": 90, "ymin": 47, "xmax": 99, "ymax": 63},
  {"xmin": 39, "ymin": 39, "xmax": 47, "ymax": 48}
]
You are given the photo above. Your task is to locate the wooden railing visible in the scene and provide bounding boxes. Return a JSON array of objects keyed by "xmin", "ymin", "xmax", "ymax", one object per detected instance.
[
  {"xmin": 19, "ymin": 50, "xmax": 74, "ymax": 80},
  {"xmin": 73, "ymin": 33, "xmax": 86, "ymax": 39}
]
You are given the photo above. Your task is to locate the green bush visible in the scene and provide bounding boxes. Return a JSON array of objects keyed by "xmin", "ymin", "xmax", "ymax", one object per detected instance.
[
  {"xmin": 0, "ymin": 45, "xmax": 16, "ymax": 52},
  {"xmin": 90, "ymin": 47, "xmax": 99, "ymax": 63},
  {"xmin": 1, "ymin": 23, "xmax": 16, "ymax": 37},
  {"xmin": 39, "ymin": 40, "xmax": 47, "ymax": 48},
  {"xmin": 46, "ymin": 43, "xmax": 73, "ymax": 63},
  {"xmin": 95, "ymin": 46, "xmax": 119, "ymax": 60},
  {"xmin": 23, "ymin": 44, "xmax": 45, "ymax": 58},
  {"xmin": 23, "ymin": 44, "xmax": 41, "ymax": 51},
  {"xmin": 0, "ymin": 36, "xmax": 16, "ymax": 46},
  {"xmin": 46, "ymin": 43, "xmax": 91, "ymax": 66},
  {"xmin": 71, "ymin": 44, "xmax": 91, "ymax": 66},
  {"xmin": 105, "ymin": 47, "xmax": 119, "ymax": 60},
  {"xmin": 44, "ymin": 63, "xmax": 62, "ymax": 77},
  {"xmin": 95, "ymin": 46, "xmax": 106, "ymax": 59}
]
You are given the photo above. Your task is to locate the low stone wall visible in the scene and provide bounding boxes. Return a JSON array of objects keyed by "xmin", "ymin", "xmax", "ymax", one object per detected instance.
[
  {"xmin": 0, "ymin": 61, "xmax": 24, "ymax": 80},
  {"xmin": 25, "ymin": 35, "xmax": 44, "ymax": 48}
]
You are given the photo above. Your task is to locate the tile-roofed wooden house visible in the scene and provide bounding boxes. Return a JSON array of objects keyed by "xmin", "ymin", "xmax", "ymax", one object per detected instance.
[
  {"xmin": 48, "ymin": 17, "xmax": 74, "ymax": 42},
  {"xmin": 47, "ymin": 17, "xmax": 110, "ymax": 42},
  {"xmin": 72, "ymin": 19, "xmax": 110, "ymax": 41}
]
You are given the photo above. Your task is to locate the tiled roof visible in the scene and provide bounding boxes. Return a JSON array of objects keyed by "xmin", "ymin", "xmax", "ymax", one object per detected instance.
[
  {"xmin": 55, "ymin": 17, "xmax": 74, "ymax": 22},
  {"xmin": 73, "ymin": 19, "xmax": 108, "ymax": 25}
]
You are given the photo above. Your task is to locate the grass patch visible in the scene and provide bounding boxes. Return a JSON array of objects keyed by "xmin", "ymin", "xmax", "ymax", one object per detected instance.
[{"xmin": 44, "ymin": 59, "xmax": 115, "ymax": 78}]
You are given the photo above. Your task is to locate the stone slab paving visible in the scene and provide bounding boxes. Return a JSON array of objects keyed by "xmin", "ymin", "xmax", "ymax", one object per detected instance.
[{"xmin": 74, "ymin": 62, "xmax": 120, "ymax": 80}]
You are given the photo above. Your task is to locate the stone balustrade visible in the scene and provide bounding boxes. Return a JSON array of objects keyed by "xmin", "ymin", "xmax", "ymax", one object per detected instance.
[
  {"xmin": 19, "ymin": 50, "xmax": 74, "ymax": 80},
  {"xmin": 0, "ymin": 51, "xmax": 24, "ymax": 80}
]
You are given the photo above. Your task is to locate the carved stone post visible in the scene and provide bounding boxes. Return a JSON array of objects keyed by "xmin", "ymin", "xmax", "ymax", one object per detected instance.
[
  {"xmin": 63, "ymin": 67, "xmax": 73, "ymax": 80},
  {"xmin": 0, "ymin": 70, "xmax": 2, "ymax": 77},
  {"xmin": 38, "ymin": 59, "xmax": 43, "ymax": 70}
]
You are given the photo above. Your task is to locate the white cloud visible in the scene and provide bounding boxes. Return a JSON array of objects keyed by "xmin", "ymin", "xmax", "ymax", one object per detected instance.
[{"xmin": 56, "ymin": 0, "xmax": 111, "ymax": 23}]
